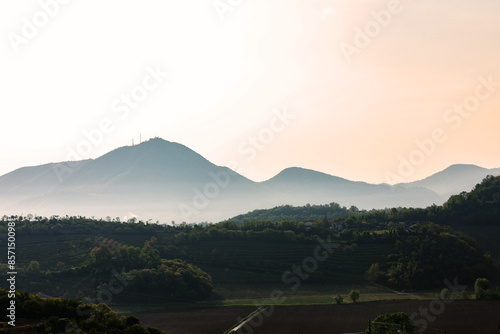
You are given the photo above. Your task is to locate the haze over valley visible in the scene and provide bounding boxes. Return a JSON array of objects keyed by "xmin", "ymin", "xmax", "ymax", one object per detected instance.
[{"xmin": 1, "ymin": 138, "xmax": 498, "ymax": 222}]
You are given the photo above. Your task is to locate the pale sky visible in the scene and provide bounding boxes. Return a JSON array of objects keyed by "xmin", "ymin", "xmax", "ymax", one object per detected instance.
[{"xmin": 1, "ymin": 0, "xmax": 499, "ymax": 184}]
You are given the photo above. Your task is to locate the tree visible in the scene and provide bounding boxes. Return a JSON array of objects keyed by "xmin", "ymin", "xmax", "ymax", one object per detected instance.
[
  {"xmin": 333, "ymin": 294, "xmax": 343, "ymax": 304},
  {"xmin": 90, "ymin": 244, "xmax": 112, "ymax": 264},
  {"xmin": 27, "ymin": 261, "xmax": 41, "ymax": 274},
  {"xmin": 365, "ymin": 263, "xmax": 381, "ymax": 283},
  {"xmin": 474, "ymin": 278, "xmax": 490, "ymax": 299},
  {"xmin": 344, "ymin": 216, "xmax": 358, "ymax": 229},
  {"xmin": 348, "ymin": 290, "xmax": 360, "ymax": 303},
  {"xmin": 122, "ymin": 315, "xmax": 141, "ymax": 327}
]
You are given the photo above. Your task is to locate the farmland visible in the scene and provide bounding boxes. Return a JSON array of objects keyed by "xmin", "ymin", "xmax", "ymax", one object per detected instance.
[
  {"xmin": 454, "ymin": 225, "xmax": 500, "ymax": 272},
  {"xmin": 181, "ymin": 239, "xmax": 394, "ymax": 285},
  {"xmin": 137, "ymin": 300, "xmax": 500, "ymax": 334},
  {"xmin": 12, "ymin": 233, "xmax": 153, "ymax": 269},
  {"xmin": 2, "ymin": 216, "xmax": 496, "ymax": 303}
]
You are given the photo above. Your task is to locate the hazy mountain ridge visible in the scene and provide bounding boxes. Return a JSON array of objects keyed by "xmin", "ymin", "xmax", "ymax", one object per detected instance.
[
  {"xmin": 261, "ymin": 166, "xmax": 444, "ymax": 210},
  {"xmin": 0, "ymin": 138, "xmax": 498, "ymax": 222},
  {"xmin": 398, "ymin": 164, "xmax": 500, "ymax": 198}
]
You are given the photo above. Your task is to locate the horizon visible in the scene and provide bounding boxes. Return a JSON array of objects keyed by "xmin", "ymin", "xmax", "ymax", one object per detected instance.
[
  {"xmin": 1, "ymin": 136, "xmax": 499, "ymax": 186},
  {"xmin": 1, "ymin": 1, "xmax": 500, "ymax": 185}
]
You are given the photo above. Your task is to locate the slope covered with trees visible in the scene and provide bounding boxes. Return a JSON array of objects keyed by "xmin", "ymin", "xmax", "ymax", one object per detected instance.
[
  {"xmin": 0, "ymin": 289, "xmax": 163, "ymax": 333},
  {"xmin": 232, "ymin": 175, "xmax": 500, "ymax": 226}
]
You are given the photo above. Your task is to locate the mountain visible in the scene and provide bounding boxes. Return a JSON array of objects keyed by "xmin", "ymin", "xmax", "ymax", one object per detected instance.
[
  {"xmin": 0, "ymin": 138, "xmax": 265, "ymax": 222},
  {"xmin": 261, "ymin": 167, "xmax": 443, "ymax": 209},
  {"xmin": 0, "ymin": 138, "xmax": 498, "ymax": 222},
  {"xmin": 398, "ymin": 164, "xmax": 500, "ymax": 198},
  {"xmin": 54, "ymin": 138, "xmax": 254, "ymax": 190}
]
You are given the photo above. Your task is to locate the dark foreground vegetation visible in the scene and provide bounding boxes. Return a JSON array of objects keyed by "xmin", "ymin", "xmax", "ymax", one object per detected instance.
[{"xmin": 0, "ymin": 289, "xmax": 163, "ymax": 333}]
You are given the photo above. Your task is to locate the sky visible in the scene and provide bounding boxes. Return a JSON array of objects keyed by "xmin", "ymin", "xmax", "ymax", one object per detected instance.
[{"xmin": 1, "ymin": 0, "xmax": 499, "ymax": 185}]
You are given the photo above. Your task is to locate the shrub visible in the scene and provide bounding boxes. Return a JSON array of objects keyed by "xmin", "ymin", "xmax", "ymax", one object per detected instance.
[{"xmin": 333, "ymin": 295, "xmax": 343, "ymax": 304}]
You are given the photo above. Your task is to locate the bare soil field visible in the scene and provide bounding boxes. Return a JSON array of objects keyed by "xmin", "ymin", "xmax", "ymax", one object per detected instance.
[{"xmin": 137, "ymin": 300, "xmax": 500, "ymax": 334}]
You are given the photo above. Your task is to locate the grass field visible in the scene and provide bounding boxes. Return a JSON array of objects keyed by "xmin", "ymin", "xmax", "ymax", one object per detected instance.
[
  {"xmin": 213, "ymin": 284, "xmax": 438, "ymax": 307},
  {"xmin": 113, "ymin": 283, "xmax": 441, "ymax": 314}
]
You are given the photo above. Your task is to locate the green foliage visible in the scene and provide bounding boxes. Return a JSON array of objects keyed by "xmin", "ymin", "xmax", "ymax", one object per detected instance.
[
  {"xmin": 441, "ymin": 175, "xmax": 500, "ymax": 225},
  {"xmin": 350, "ymin": 175, "xmax": 500, "ymax": 228},
  {"xmin": 348, "ymin": 290, "xmax": 360, "ymax": 303},
  {"xmin": 230, "ymin": 202, "xmax": 353, "ymax": 223},
  {"xmin": 368, "ymin": 312, "xmax": 416, "ymax": 334},
  {"xmin": 26, "ymin": 260, "xmax": 41, "ymax": 274},
  {"xmin": 474, "ymin": 278, "xmax": 490, "ymax": 299},
  {"xmin": 380, "ymin": 223, "xmax": 493, "ymax": 289},
  {"xmin": 343, "ymin": 242, "xmax": 358, "ymax": 252},
  {"xmin": 0, "ymin": 289, "xmax": 164, "ymax": 334},
  {"xmin": 122, "ymin": 315, "xmax": 141, "ymax": 327},
  {"xmin": 474, "ymin": 278, "xmax": 500, "ymax": 299},
  {"xmin": 365, "ymin": 263, "xmax": 382, "ymax": 283},
  {"xmin": 127, "ymin": 259, "xmax": 213, "ymax": 300},
  {"xmin": 440, "ymin": 288, "xmax": 452, "ymax": 300},
  {"xmin": 333, "ymin": 294, "xmax": 343, "ymax": 304},
  {"xmin": 474, "ymin": 277, "xmax": 490, "ymax": 291}
]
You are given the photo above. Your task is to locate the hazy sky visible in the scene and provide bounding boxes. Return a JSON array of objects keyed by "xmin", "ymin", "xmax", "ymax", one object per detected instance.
[{"xmin": 1, "ymin": 0, "xmax": 499, "ymax": 184}]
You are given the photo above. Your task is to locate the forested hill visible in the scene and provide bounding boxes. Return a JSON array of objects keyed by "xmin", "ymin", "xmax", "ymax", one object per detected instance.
[
  {"xmin": 229, "ymin": 203, "xmax": 358, "ymax": 223},
  {"xmin": 440, "ymin": 175, "xmax": 500, "ymax": 225},
  {"xmin": 230, "ymin": 175, "xmax": 500, "ymax": 225}
]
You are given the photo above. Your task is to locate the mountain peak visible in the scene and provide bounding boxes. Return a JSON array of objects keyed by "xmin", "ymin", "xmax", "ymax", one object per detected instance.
[
  {"xmin": 265, "ymin": 167, "xmax": 349, "ymax": 184},
  {"xmin": 137, "ymin": 137, "xmax": 173, "ymax": 146},
  {"xmin": 441, "ymin": 164, "xmax": 486, "ymax": 173}
]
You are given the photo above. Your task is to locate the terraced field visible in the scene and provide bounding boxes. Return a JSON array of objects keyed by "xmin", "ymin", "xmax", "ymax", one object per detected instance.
[
  {"xmin": 14, "ymin": 234, "xmax": 94, "ymax": 269},
  {"xmin": 455, "ymin": 225, "xmax": 500, "ymax": 258},
  {"xmin": 455, "ymin": 225, "xmax": 500, "ymax": 276},
  {"xmin": 12, "ymin": 233, "xmax": 153, "ymax": 270},
  {"xmin": 7, "ymin": 232, "xmax": 399, "ymax": 303},
  {"xmin": 180, "ymin": 239, "xmax": 393, "ymax": 284}
]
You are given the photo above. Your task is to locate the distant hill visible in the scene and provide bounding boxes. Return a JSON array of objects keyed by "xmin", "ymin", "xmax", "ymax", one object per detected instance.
[
  {"xmin": 398, "ymin": 164, "xmax": 500, "ymax": 198},
  {"xmin": 262, "ymin": 167, "xmax": 442, "ymax": 210},
  {"xmin": 0, "ymin": 138, "xmax": 498, "ymax": 222}
]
